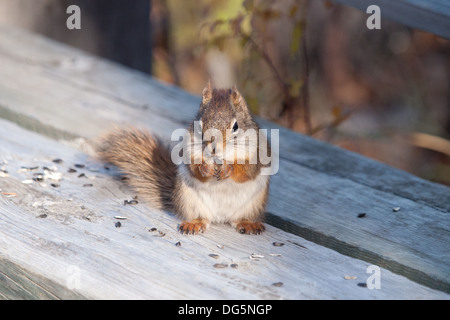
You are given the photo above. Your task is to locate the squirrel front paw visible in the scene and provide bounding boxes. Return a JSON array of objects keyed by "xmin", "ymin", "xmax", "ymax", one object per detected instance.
[
  {"xmin": 199, "ymin": 161, "xmax": 215, "ymax": 178},
  {"xmin": 214, "ymin": 163, "xmax": 234, "ymax": 181}
]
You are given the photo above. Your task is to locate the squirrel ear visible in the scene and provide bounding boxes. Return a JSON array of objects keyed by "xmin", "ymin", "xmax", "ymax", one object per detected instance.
[
  {"xmin": 230, "ymin": 85, "xmax": 248, "ymax": 113},
  {"xmin": 202, "ymin": 80, "xmax": 213, "ymax": 104}
]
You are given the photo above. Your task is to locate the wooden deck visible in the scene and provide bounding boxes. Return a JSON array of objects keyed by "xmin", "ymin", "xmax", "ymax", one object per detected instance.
[{"xmin": 0, "ymin": 25, "xmax": 449, "ymax": 299}]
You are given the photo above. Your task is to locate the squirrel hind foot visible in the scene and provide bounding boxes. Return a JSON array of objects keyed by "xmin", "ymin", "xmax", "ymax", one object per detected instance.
[
  {"xmin": 179, "ymin": 219, "xmax": 209, "ymax": 235},
  {"xmin": 235, "ymin": 221, "xmax": 265, "ymax": 235}
]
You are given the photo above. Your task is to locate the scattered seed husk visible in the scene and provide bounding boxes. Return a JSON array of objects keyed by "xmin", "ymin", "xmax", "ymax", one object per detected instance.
[
  {"xmin": 272, "ymin": 282, "xmax": 283, "ymax": 287},
  {"xmin": 393, "ymin": 207, "xmax": 401, "ymax": 212},
  {"xmin": 149, "ymin": 227, "xmax": 157, "ymax": 232},
  {"xmin": 2, "ymin": 192, "xmax": 16, "ymax": 197},
  {"xmin": 175, "ymin": 241, "xmax": 181, "ymax": 247},
  {"xmin": 52, "ymin": 158, "xmax": 63, "ymax": 164},
  {"xmin": 68, "ymin": 168, "xmax": 77, "ymax": 173},
  {"xmin": 230, "ymin": 264, "xmax": 238, "ymax": 269},
  {"xmin": 209, "ymin": 254, "xmax": 220, "ymax": 259},
  {"xmin": 249, "ymin": 253, "xmax": 265, "ymax": 260},
  {"xmin": 83, "ymin": 183, "xmax": 93, "ymax": 187},
  {"xmin": 37, "ymin": 214, "xmax": 48, "ymax": 219},
  {"xmin": 124, "ymin": 199, "xmax": 138, "ymax": 205},
  {"xmin": 0, "ymin": 170, "xmax": 9, "ymax": 178},
  {"xmin": 114, "ymin": 215, "xmax": 127, "ymax": 220},
  {"xmin": 21, "ymin": 179, "xmax": 34, "ymax": 184},
  {"xmin": 33, "ymin": 172, "xmax": 44, "ymax": 180},
  {"xmin": 50, "ymin": 183, "xmax": 60, "ymax": 188},
  {"xmin": 269, "ymin": 253, "xmax": 282, "ymax": 257},
  {"xmin": 357, "ymin": 213, "xmax": 367, "ymax": 218},
  {"xmin": 74, "ymin": 164, "xmax": 85, "ymax": 168},
  {"xmin": 154, "ymin": 231, "xmax": 165, "ymax": 237},
  {"xmin": 272, "ymin": 242, "xmax": 284, "ymax": 247},
  {"xmin": 115, "ymin": 221, "xmax": 121, "ymax": 228},
  {"xmin": 357, "ymin": 282, "xmax": 367, "ymax": 288},
  {"xmin": 216, "ymin": 244, "xmax": 224, "ymax": 249},
  {"xmin": 213, "ymin": 263, "xmax": 228, "ymax": 268},
  {"xmin": 78, "ymin": 173, "xmax": 86, "ymax": 178},
  {"xmin": 344, "ymin": 275, "xmax": 357, "ymax": 280}
]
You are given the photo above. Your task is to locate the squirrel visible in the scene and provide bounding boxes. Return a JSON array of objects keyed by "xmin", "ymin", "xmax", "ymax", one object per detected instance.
[{"xmin": 96, "ymin": 82, "xmax": 270, "ymax": 235}]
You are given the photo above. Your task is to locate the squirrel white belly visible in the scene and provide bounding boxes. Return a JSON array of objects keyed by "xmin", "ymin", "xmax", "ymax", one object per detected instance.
[{"xmin": 97, "ymin": 83, "xmax": 270, "ymax": 235}]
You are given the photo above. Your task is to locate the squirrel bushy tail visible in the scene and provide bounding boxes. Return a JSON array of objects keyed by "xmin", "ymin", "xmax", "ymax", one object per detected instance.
[{"xmin": 96, "ymin": 128, "xmax": 177, "ymax": 211}]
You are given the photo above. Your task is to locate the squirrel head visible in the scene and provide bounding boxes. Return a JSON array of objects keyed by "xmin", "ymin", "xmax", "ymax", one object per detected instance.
[{"xmin": 190, "ymin": 83, "xmax": 259, "ymax": 164}]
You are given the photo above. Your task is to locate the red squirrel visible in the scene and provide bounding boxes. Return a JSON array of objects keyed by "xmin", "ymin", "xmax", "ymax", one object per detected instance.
[{"xmin": 97, "ymin": 83, "xmax": 270, "ymax": 235}]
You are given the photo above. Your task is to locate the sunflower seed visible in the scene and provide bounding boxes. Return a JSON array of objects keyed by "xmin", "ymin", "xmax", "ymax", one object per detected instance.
[
  {"xmin": 272, "ymin": 282, "xmax": 283, "ymax": 287},
  {"xmin": 357, "ymin": 282, "xmax": 367, "ymax": 288},
  {"xmin": 154, "ymin": 231, "xmax": 165, "ymax": 237},
  {"xmin": 2, "ymin": 192, "xmax": 17, "ymax": 198},
  {"xmin": 213, "ymin": 263, "xmax": 228, "ymax": 268},
  {"xmin": 209, "ymin": 254, "xmax": 220, "ymax": 259},
  {"xmin": 249, "ymin": 253, "xmax": 265, "ymax": 260},
  {"xmin": 272, "ymin": 242, "xmax": 284, "ymax": 247}
]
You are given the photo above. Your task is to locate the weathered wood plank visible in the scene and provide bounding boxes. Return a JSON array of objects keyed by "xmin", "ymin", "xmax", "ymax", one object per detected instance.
[
  {"xmin": 0, "ymin": 25, "xmax": 448, "ymax": 295},
  {"xmin": 331, "ymin": 0, "xmax": 450, "ymax": 39},
  {"xmin": 0, "ymin": 118, "xmax": 448, "ymax": 299},
  {"xmin": 0, "ymin": 258, "xmax": 85, "ymax": 300}
]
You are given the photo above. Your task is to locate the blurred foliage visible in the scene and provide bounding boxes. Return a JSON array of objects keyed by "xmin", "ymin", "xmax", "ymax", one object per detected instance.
[{"xmin": 151, "ymin": 0, "xmax": 450, "ymax": 185}]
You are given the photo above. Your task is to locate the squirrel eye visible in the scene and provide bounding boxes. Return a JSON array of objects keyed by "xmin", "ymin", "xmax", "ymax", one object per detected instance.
[{"xmin": 232, "ymin": 121, "xmax": 239, "ymax": 134}]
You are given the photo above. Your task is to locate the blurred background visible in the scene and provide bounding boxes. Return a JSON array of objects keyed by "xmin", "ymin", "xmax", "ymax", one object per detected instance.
[{"xmin": 0, "ymin": 0, "xmax": 449, "ymax": 185}]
